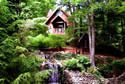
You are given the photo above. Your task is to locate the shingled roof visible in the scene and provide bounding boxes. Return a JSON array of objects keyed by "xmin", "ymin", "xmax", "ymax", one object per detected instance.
[{"xmin": 44, "ymin": 7, "xmax": 70, "ymax": 24}]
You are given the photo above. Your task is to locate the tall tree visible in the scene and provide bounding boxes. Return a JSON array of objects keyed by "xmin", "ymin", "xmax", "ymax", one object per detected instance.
[{"xmin": 58, "ymin": 0, "xmax": 103, "ymax": 67}]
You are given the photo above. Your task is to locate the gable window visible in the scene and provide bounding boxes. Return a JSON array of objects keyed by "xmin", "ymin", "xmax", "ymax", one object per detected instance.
[{"xmin": 56, "ymin": 10, "xmax": 63, "ymax": 16}]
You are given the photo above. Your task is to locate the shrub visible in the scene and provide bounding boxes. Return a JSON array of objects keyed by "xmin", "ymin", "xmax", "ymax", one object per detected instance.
[
  {"xmin": 63, "ymin": 58, "xmax": 86, "ymax": 71},
  {"xmin": 98, "ymin": 58, "xmax": 125, "ymax": 77},
  {"xmin": 12, "ymin": 72, "xmax": 32, "ymax": 84},
  {"xmin": 77, "ymin": 56, "xmax": 90, "ymax": 65},
  {"xmin": 55, "ymin": 53, "xmax": 77, "ymax": 60},
  {"xmin": 27, "ymin": 34, "xmax": 66, "ymax": 48},
  {"xmin": 63, "ymin": 53, "xmax": 77, "ymax": 59},
  {"xmin": 98, "ymin": 64, "xmax": 113, "ymax": 78},
  {"xmin": 12, "ymin": 70, "xmax": 52, "ymax": 84},
  {"xmin": 54, "ymin": 53, "xmax": 65, "ymax": 60},
  {"xmin": 0, "ymin": 27, "xmax": 8, "ymax": 43},
  {"xmin": 16, "ymin": 46, "xmax": 28, "ymax": 54},
  {"xmin": 77, "ymin": 56, "xmax": 90, "ymax": 71},
  {"xmin": 0, "ymin": 78, "xmax": 9, "ymax": 84},
  {"xmin": 111, "ymin": 59, "xmax": 125, "ymax": 76},
  {"xmin": 34, "ymin": 70, "xmax": 52, "ymax": 84},
  {"xmin": 47, "ymin": 34, "xmax": 66, "ymax": 48},
  {"xmin": 63, "ymin": 56, "xmax": 90, "ymax": 71},
  {"xmin": 63, "ymin": 58, "xmax": 79, "ymax": 70},
  {"xmin": 87, "ymin": 67, "xmax": 102, "ymax": 79},
  {"xmin": 26, "ymin": 34, "xmax": 45, "ymax": 47}
]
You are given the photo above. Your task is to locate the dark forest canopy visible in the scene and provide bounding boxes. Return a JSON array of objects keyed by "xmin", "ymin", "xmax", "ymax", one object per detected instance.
[{"xmin": 58, "ymin": 0, "xmax": 125, "ymax": 55}]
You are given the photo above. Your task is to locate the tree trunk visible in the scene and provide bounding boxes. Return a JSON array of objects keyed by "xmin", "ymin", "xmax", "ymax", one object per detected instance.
[
  {"xmin": 91, "ymin": 12, "xmax": 96, "ymax": 67},
  {"xmin": 86, "ymin": 15, "xmax": 92, "ymax": 54},
  {"xmin": 68, "ymin": 2, "xmax": 72, "ymax": 14},
  {"xmin": 72, "ymin": 5, "xmax": 75, "ymax": 13},
  {"xmin": 121, "ymin": 17, "xmax": 125, "ymax": 54},
  {"xmin": 86, "ymin": 14, "xmax": 95, "ymax": 67}
]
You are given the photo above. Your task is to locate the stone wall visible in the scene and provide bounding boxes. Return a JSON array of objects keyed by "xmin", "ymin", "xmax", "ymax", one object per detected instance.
[{"xmin": 63, "ymin": 70, "xmax": 125, "ymax": 84}]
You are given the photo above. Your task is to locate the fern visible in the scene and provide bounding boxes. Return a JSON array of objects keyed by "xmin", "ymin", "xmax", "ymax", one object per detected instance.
[
  {"xmin": 12, "ymin": 72, "xmax": 32, "ymax": 84},
  {"xmin": 34, "ymin": 70, "xmax": 52, "ymax": 84},
  {"xmin": 0, "ymin": 78, "xmax": 9, "ymax": 84}
]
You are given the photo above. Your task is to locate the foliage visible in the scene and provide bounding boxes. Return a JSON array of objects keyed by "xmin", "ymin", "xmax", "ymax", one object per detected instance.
[
  {"xmin": 8, "ymin": 20, "xmax": 25, "ymax": 34},
  {"xmin": 63, "ymin": 55, "xmax": 102, "ymax": 77},
  {"xmin": 0, "ymin": 0, "xmax": 56, "ymax": 83},
  {"xmin": 87, "ymin": 66, "xmax": 102, "ymax": 77},
  {"xmin": 34, "ymin": 70, "xmax": 52, "ymax": 84},
  {"xmin": 0, "ymin": 27, "xmax": 8, "ymax": 42},
  {"xmin": 27, "ymin": 34, "xmax": 66, "ymax": 48},
  {"xmin": 0, "ymin": 78, "xmax": 9, "ymax": 84},
  {"xmin": 55, "ymin": 53, "xmax": 77, "ymax": 60},
  {"xmin": 0, "ymin": 0, "xmax": 12, "ymax": 27},
  {"xmin": 59, "ymin": 0, "xmax": 125, "ymax": 55},
  {"xmin": 0, "ymin": 37, "xmax": 42, "ymax": 83},
  {"xmin": 12, "ymin": 72, "xmax": 32, "ymax": 84},
  {"xmin": 1, "ymin": 0, "xmax": 125, "ymax": 83},
  {"xmin": 77, "ymin": 56, "xmax": 90, "ymax": 65},
  {"xmin": 12, "ymin": 70, "xmax": 52, "ymax": 84},
  {"xmin": 63, "ymin": 56, "xmax": 90, "ymax": 71},
  {"xmin": 7, "ymin": 0, "xmax": 55, "ymax": 19},
  {"xmin": 16, "ymin": 46, "xmax": 28, "ymax": 54},
  {"xmin": 65, "ymin": 26, "xmax": 75, "ymax": 41},
  {"xmin": 77, "ymin": 56, "xmax": 90, "ymax": 71},
  {"xmin": 63, "ymin": 58, "xmax": 79, "ymax": 70},
  {"xmin": 23, "ymin": 18, "xmax": 48, "ymax": 36},
  {"xmin": 98, "ymin": 58, "xmax": 125, "ymax": 78},
  {"xmin": 19, "ymin": 0, "xmax": 56, "ymax": 19}
]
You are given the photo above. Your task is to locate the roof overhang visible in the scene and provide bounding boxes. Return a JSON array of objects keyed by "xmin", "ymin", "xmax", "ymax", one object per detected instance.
[
  {"xmin": 44, "ymin": 7, "xmax": 70, "ymax": 25},
  {"xmin": 51, "ymin": 15, "xmax": 66, "ymax": 24}
]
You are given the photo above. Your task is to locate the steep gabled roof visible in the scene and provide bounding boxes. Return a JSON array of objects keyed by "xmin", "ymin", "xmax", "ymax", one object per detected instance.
[
  {"xmin": 51, "ymin": 15, "xmax": 66, "ymax": 23},
  {"xmin": 47, "ymin": 9, "xmax": 52, "ymax": 18},
  {"xmin": 44, "ymin": 7, "xmax": 70, "ymax": 24}
]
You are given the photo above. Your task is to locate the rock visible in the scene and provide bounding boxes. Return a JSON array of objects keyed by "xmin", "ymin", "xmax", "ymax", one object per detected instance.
[
  {"xmin": 102, "ymin": 72, "xmax": 125, "ymax": 84},
  {"xmin": 64, "ymin": 70, "xmax": 99, "ymax": 84},
  {"xmin": 63, "ymin": 70, "xmax": 125, "ymax": 84},
  {"xmin": 116, "ymin": 72, "xmax": 125, "ymax": 84}
]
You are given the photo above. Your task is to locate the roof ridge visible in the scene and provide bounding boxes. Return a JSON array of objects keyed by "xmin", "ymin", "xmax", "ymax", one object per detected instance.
[{"xmin": 44, "ymin": 6, "xmax": 70, "ymax": 24}]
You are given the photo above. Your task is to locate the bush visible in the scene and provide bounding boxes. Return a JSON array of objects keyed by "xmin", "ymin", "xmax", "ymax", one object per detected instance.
[
  {"xmin": 12, "ymin": 70, "xmax": 52, "ymax": 84},
  {"xmin": 63, "ymin": 58, "xmax": 79, "ymax": 70},
  {"xmin": 77, "ymin": 56, "xmax": 90, "ymax": 65},
  {"xmin": 63, "ymin": 57, "xmax": 89, "ymax": 71},
  {"xmin": 34, "ymin": 70, "xmax": 52, "ymax": 84},
  {"xmin": 27, "ymin": 34, "xmax": 66, "ymax": 48},
  {"xmin": 111, "ymin": 59, "xmax": 125, "ymax": 76},
  {"xmin": 48, "ymin": 34, "xmax": 66, "ymax": 48},
  {"xmin": 12, "ymin": 72, "xmax": 32, "ymax": 84},
  {"xmin": 98, "ymin": 64, "xmax": 113, "ymax": 78},
  {"xmin": 26, "ymin": 34, "xmax": 45, "ymax": 47},
  {"xmin": 55, "ymin": 53, "xmax": 77, "ymax": 60},
  {"xmin": 16, "ymin": 46, "xmax": 28, "ymax": 54},
  {"xmin": 0, "ymin": 78, "xmax": 9, "ymax": 84},
  {"xmin": 0, "ymin": 37, "xmax": 43, "ymax": 83},
  {"xmin": 77, "ymin": 56, "xmax": 90, "ymax": 71},
  {"xmin": 98, "ymin": 58, "xmax": 125, "ymax": 78}
]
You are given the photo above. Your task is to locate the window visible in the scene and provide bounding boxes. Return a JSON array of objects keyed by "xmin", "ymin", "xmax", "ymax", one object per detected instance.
[
  {"xmin": 56, "ymin": 10, "xmax": 63, "ymax": 16},
  {"xmin": 53, "ymin": 23, "xmax": 64, "ymax": 28},
  {"xmin": 53, "ymin": 23, "xmax": 65, "ymax": 33}
]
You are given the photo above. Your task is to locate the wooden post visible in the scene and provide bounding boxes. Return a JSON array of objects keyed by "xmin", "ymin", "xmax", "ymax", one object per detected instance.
[{"xmin": 64, "ymin": 22, "xmax": 66, "ymax": 33}]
